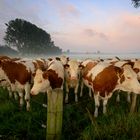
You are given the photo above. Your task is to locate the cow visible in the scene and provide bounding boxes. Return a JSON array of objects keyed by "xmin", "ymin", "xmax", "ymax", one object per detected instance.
[
  {"xmin": 79, "ymin": 58, "xmax": 98, "ymax": 98},
  {"xmin": 31, "ymin": 60, "xmax": 64, "ymax": 95},
  {"xmin": 0, "ymin": 57, "xmax": 48, "ymax": 102},
  {"xmin": 0, "ymin": 56, "xmax": 19, "ymax": 99},
  {"xmin": 0, "ymin": 59, "xmax": 32, "ymax": 111},
  {"xmin": 80, "ymin": 61, "xmax": 140, "ymax": 117},
  {"xmin": 64, "ymin": 59, "xmax": 80, "ymax": 103}
]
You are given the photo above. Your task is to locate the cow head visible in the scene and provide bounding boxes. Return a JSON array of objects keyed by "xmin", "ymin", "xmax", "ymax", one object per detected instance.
[
  {"xmin": 31, "ymin": 69, "xmax": 50, "ymax": 95},
  {"xmin": 116, "ymin": 65, "xmax": 140, "ymax": 94},
  {"xmin": 133, "ymin": 60, "xmax": 140, "ymax": 81},
  {"xmin": 64, "ymin": 60, "xmax": 80, "ymax": 88}
]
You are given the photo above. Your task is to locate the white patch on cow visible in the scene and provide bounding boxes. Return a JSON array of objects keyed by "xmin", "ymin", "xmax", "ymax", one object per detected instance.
[
  {"xmin": 114, "ymin": 61, "xmax": 127, "ymax": 67},
  {"xmin": 48, "ymin": 60, "xmax": 64, "ymax": 79},
  {"xmin": 87, "ymin": 62, "xmax": 111, "ymax": 81},
  {"xmin": 17, "ymin": 59, "xmax": 35, "ymax": 73},
  {"xmin": 14, "ymin": 80, "xmax": 25, "ymax": 92},
  {"xmin": 0, "ymin": 67, "xmax": 10, "ymax": 85},
  {"xmin": 115, "ymin": 65, "xmax": 140, "ymax": 94},
  {"xmin": 0, "ymin": 67, "xmax": 6, "ymax": 79}
]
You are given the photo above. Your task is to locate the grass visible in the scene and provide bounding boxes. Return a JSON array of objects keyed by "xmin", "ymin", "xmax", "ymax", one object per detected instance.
[{"xmin": 0, "ymin": 87, "xmax": 140, "ymax": 140}]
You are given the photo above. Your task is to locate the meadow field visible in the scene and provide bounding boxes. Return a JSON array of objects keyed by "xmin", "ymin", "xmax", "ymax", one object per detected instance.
[{"xmin": 0, "ymin": 84, "xmax": 140, "ymax": 140}]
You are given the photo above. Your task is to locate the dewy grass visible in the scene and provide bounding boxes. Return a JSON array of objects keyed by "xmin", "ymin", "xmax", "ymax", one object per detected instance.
[{"xmin": 0, "ymin": 88, "xmax": 140, "ymax": 140}]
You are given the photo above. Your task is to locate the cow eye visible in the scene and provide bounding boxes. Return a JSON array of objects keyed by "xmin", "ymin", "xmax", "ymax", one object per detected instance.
[
  {"xmin": 127, "ymin": 77, "xmax": 131, "ymax": 79},
  {"xmin": 38, "ymin": 80, "xmax": 42, "ymax": 83}
]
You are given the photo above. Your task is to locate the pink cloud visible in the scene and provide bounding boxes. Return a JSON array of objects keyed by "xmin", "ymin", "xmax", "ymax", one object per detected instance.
[
  {"xmin": 84, "ymin": 28, "xmax": 108, "ymax": 40},
  {"xmin": 60, "ymin": 4, "xmax": 80, "ymax": 18},
  {"xmin": 46, "ymin": 0, "xmax": 80, "ymax": 19}
]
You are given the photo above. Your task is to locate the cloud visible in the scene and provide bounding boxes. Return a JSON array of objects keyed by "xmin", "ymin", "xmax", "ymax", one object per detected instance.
[
  {"xmin": 83, "ymin": 28, "xmax": 108, "ymax": 40},
  {"xmin": 46, "ymin": 0, "xmax": 80, "ymax": 19},
  {"xmin": 60, "ymin": 4, "xmax": 80, "ymax": 18}
]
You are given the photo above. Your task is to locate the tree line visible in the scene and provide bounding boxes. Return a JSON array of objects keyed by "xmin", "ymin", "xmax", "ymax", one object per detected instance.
[{"xmin": 2, "ymin": 18, "xmax": 62, "ymax": 56}]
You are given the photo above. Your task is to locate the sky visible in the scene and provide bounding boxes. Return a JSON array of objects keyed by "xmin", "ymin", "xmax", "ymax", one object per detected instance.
[{"xmin": 0, "ymin": 0, "xmax": 140, "ymax": 53}]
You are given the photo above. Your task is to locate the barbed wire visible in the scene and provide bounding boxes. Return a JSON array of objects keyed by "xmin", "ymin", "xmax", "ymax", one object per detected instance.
[
  {"xmin": 31, "ymin": 98, "xmax": 47, "ymax": 108},
  {"xmin": 30, "ymin": 95, "xmax": 93, "ymax": 129}
]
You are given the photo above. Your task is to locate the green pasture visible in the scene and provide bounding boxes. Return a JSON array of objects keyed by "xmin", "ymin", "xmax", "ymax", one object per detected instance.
[{"xmin": 0, "ymin": 87, "xmax": 140, "ymax": 140}]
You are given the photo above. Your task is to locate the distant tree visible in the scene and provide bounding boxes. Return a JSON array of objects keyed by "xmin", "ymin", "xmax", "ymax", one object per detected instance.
[
  {"xmin": 132, "ymin": 0, "xmax": 140, "ymax": 8},
  {"xmin": 4, "ymin": 18, "xmax": 62, "ymax": 55}
]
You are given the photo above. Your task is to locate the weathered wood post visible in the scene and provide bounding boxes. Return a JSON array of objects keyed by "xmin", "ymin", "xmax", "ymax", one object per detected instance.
[
  {"xmin": 46, "ymin": 88, "xmax": 63, "ymax": 140},
  {"xmin": 130, "ymin": 94, "xmax": 137, "ymax": 113}
]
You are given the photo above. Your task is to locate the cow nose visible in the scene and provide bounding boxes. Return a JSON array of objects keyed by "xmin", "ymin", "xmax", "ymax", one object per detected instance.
[
  {"xmin": 70, "ymin": 76, "xmax": 77, "ymax": 80},
  {"xmin": 31, "ymin": 90, "xmax": 34, "ymax": 95}
]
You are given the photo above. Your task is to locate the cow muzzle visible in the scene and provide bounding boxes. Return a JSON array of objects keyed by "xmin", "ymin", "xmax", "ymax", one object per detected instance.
[{"xmin": 31, "ymin": 90, "xmax": 38, "ymax": 96}]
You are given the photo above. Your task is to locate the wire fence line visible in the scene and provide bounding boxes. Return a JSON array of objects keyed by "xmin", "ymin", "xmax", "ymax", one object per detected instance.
[{"xmin": 30, "ymin": 94, "xmax": 94, "ymax": 129}]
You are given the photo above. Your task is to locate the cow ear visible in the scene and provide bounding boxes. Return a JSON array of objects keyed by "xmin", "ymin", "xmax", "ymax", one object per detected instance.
[
  {"xmin": 64, "ymin": 64, "xmax": 69, "ymax": 69},
  {"xmin": 133, "ymin": 68, "xmax": 139, "ymax": 74},
  {"xmin": 55, "ymin": 57, "xmax": 61, "ymax": 61},
  {"xmin": 48, "ymin": 58, "xmax": 53, "ymax": 61},
  {"xmin": 100, "ymin": 59, "xmax": 104, "ymax": 62},
  {"xmin": 32, "ymin": 72, "xmax": 36, "ymax": 77},
  {"xmin": 127, "ymin": 62, "xmax": 134, "ymax": 68},
  {"xmin": 79, "ymin": 64, "xmax": 84, "ymax": 70},
  {"xmin": 115, "ymin": 56, "xmax": 120, "ymax": 60},
  {"xmin": 114, "ymin": 66, "xmax": 123, "ymax": 74},
  {"xmin": 42, "ymin": 67, "xmax": 47, "ymax": 71},
  {"xmin": 67, "ymin": 57, "xmax": 69, "ymax": 61}
]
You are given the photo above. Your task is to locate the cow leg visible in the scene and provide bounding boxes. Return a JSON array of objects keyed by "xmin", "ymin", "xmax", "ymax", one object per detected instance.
[
  {"xmin": 25, "ymin": 83, "xmax": 31, "ymax": 111},
  {"xmin": 103, "ymin": 99, "xmax": 108, "ymax": 114},
  {"xmin": 89, "ymin": 88, "xmax": 92, "ymax": 98},
  {"xmin": 65, "ymin": 83, "xmax": 69, "ymax": 103},
  {"xmin": 13, "ymin": 92, "xmax": 18, "ymax": 100},
  {"xmin": 18, "ymin": 92, "xmax": 24, "ymax": 108},
  {"xmin": 130, "ymin": 94, "xmax": 137, "ymax": 113},
  {"xmin": 8, "ymin": 91, "xmax": 12, "ymax": 98},
  {"xmin": 80, "ymin": 81, "xmax": 84, "ymax": 97},
  {"xmin": 94, "ymin": 93, "xmax": 100, "ymax": 117},
  {"xmin": 74, "ymin": 83, "xmax": 79, "ymax": 102},
  {"xmin": 116, "ymin": 94, "xmax": 120, "ymax": 102},
  {"xmin": 127, "ymin": 92, "xmax": 131, "ymax": 103},
  {"xmin": 116, "ymin": 90, "xmax": 120, "ymax": 102},
  {"xmin": 7, "ymin": 86, "xmax": 12, "ymax": 98}
]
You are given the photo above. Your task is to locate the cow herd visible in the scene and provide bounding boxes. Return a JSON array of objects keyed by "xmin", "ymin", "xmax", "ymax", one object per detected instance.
[{"xmin": 0, "ymin": 55, "xmax": 140, "ymax": 117}]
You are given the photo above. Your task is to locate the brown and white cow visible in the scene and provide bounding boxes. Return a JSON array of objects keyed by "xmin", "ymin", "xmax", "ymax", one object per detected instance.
[
  {"xmin": 0, "ymin": 56, "xmax": 19, "ymax": 99},
  {"xmin": 64, "ymin": 59, "xmax": 80, "ymax": 103},
  {"xmin": 80, "ymin": 61, "xmax": 140, "ymax": 117},
  {"xmin": 0, "ymin": 59, "xmax": 32, "ymax": 111},
  {"xmin": 79, "ymin": 58, "xmax": 98, "ymax": 98},
  {"xmin": 31, "ymin": 60, "xmax": 64, "ymax": 95}
]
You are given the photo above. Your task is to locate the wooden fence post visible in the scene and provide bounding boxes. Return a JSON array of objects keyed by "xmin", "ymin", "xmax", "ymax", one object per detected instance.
[{"xmin": 46, "ymin": 88, "xmax": 63, "ymax": 140}]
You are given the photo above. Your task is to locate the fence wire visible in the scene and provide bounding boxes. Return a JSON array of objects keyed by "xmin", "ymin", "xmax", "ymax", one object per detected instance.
[{"xmin": 31, "ymin": 93, "xmax": 94, "ymax": 130}]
